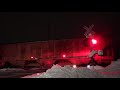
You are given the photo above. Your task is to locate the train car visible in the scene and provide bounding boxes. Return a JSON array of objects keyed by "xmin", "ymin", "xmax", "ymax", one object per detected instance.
[{"xmin": 0, "ymin": 36, "xmax": 114, "ymax": 68}]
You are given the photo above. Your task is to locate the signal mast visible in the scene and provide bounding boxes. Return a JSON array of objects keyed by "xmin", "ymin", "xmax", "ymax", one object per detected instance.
[{"xmin": 83, "ymin": 24, "xmax": 103, "ymax": 67}]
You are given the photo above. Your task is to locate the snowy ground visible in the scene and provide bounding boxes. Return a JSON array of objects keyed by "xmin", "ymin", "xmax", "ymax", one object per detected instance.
[
  {"xmin": 0, "ymin": 68, "xmax": 46, "ymax": 78},
  {"xmin": 0, "ymin": 59, "xmax": 120, "ymax": 78},
  {"xmin": 22, "ymin": 59, "xmax": 120, "ymax": 78}
]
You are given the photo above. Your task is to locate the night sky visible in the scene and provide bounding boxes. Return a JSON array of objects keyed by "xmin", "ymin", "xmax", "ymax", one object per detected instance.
[{"xmin": 0, "ymin": 12, "xmax": 120, "ymax": 44}]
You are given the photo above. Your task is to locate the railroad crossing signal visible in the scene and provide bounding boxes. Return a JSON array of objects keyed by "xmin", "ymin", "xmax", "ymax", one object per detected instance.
[
  {"xmin": 98, "ymin": 50, "xmax": 103, "ymax": 56},
  {"xmin": 92, "ymin": 39, "xmax": 97, "ymax": 45},
  {"xmin": 84, "ymin": 24, "xmax": 95, "ymax": 38},
  {"xmin": 88, "ymin": 50, "xmax": 97, "ymax": 58}
]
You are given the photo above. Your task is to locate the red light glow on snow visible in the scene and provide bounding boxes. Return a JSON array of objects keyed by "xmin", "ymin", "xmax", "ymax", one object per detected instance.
[
  {"xmin": 92, "ymin": 39, "xmax": 97, "ymax": 44},
  {"xmin": 37, "ymin": 73, "xmax": 40, "ymax": 75},
  {"xmin": 87, "ymin": 65, "xmax": 91, "ymax": 68},
  {"xmin": 73, "ymin": 65, "xmax": 77, "ymax": 68}
]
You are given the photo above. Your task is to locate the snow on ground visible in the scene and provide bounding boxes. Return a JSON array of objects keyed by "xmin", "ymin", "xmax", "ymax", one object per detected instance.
[
  {"xmin": 22, "ymin": 65, "xmax": 106, "ymax": 78},
  {"xmin": 22, "ymin": 59, "xmax": 120, "ymax": 78},
  {"xmin": 96, "ymin": 59, "xmax": 120, "ymax": 78},
  {"xmin": 22, "ymin": 73, "xmax": 42, "ymax": 78},
  {"xmin": 0, "ymin": 68, "xmax": 46, "ymax": 78},
  {"xmin": 0, "ymin": 68, "xmax": 26, "ymax": 72},
  {"xmin": 0, "ymin": 59, "xmax": 119, "ymax": 78},
  {"xmin": 1, "ymin": 59, "xmax": 119, "ymax": 78}
]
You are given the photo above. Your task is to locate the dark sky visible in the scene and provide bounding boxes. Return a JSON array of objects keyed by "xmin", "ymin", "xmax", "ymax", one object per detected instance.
[{"xmin": 0, "ymin": 12, "xmax": 120, "ymax": 44}]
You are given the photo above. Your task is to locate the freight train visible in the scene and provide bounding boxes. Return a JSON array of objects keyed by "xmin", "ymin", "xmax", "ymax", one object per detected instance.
[{"xmin": 0, "ymin": 36, "xmax": 114, "ymax": 68}]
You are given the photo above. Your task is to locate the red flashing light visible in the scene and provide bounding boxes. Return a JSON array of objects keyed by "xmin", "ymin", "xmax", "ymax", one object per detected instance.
[
  {"xmin": 62, "ymin": 54, "xmax": 66, "ymax": 58},
  {"xmin": 92, "ymin": 39, "xmax": 97, "ymax": 44},
  {"xmin": 31, "ymin": 56, "xmax": 34, "ymax": 59}
]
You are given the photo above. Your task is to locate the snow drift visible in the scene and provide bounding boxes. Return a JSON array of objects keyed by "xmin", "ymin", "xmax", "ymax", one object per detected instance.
[{"xmin": 23, "ymin": 59, "xmax": 120, "ymax": 78}]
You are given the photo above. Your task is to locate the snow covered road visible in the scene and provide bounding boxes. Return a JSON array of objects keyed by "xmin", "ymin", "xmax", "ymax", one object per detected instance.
[{"xmin": 0, "ymin": 68, "xmax": 47, "ymax": 78}]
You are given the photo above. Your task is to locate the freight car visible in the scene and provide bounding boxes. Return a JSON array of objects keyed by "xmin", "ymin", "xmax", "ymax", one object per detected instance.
[{"xmin": 0, "ymin": 37, "xmax": 114, "ymax": 68}]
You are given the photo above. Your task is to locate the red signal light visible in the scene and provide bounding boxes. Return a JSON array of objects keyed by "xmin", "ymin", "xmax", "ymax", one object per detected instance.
[
  {"xmin": 62, "ymin": 54, "xmax": 66, "ymax": 58},
  {"xmin": 92, "ymin": 39, "xmax": 97, "ymax": 44},
  {"xmin": 31, "ymin": 56, "xmax": 34, "ymax": 59}
]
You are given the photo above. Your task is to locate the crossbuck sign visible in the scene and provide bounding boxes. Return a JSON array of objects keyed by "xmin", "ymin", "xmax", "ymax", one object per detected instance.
[{"xmin": 83, "ymin": 24, "xmax": 95, "ymax": 38}]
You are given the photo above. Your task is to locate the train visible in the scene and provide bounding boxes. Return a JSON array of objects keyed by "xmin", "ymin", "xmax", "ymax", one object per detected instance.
[{"xmin": 0, "ymin": 36, "xmax": 114, "ymax": 68}]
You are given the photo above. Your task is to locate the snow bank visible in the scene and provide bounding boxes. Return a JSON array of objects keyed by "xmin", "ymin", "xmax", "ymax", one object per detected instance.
[
  {"xmin": 97, "ymin": 59, "xmax": 120, "ymax": 78},
  {"xmin": 30, "ymin": 65, "xmax": 105, "ymax": 78},
  {"xmin": 23, "ymin": 59, "xmax": 120, "ymax": 78},
  {"xmin": 32, "ymin": 65, "xmax": 75, "ymax": 78}
]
